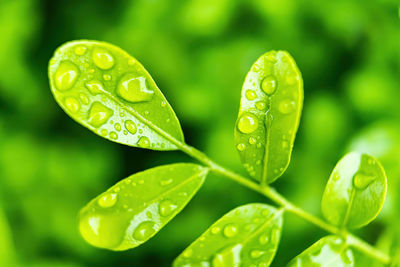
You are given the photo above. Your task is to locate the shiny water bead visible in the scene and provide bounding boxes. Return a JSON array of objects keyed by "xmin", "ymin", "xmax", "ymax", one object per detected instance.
[
  {"xmin": 114, "ymin": 123, "xmax": 121, "ymax": 131},
  {"xmin": 223, "ymin": 224, "xmax": 238, "ymax": 238},
  {"xmin": 212, "ymin": 244, "xmax": 242, "ymax": 267},
  {"xmin": 98, "ymin": 193, "xmax": 118, "ymax": 208},
  {"xmin": 160, "ymin": 178, "xmax": 173, "ymax": 186},
  {"xmin": 79, "ymin": 93, "xmax": 90, "ymax": 104},
  {"xmin": 353, "ymin": 173, "xmax": 375, "ymax": 190},
  {"xmin": 109, "ymin": 132, "xmax": 118, "ymax": 140},
  {"xmin": 85, "ymin": 80, "xmax": 104, "ymax": 95},
  {"xmin": 137, "ymin": 136, "xmax": 150, "ymax": 148},
  {"xmin": 211, "ymin": 226, "xmax": 221, "ymax": 235},
  {"xmin": 261, "ymin": 76, "xmax": 277, "ymax": 95},
  {"xmin": 100, "ymin": 129, "xmax": 108, "ymax": 136},
  {"xmin": 103, "ymin": 74, "xmax": 112, "ymax": 81},
  {"xmin": 117, "ymin": 73, "xmax": 154, "ymax": 103},
  {"xmin": 64, "ymin": 97, "xmax": 80, "ymax": 113},
  {"xmin": 74, "ymin": 45, "xmax": 87, "ymax": 55},
  {"xmin": 249, "ymin": 137, "xmax": 257, "ymax": 145},
  {"xmin": 125, "ymin": 120, "xmax": 137, "ymax": 134},
  {"xmin": 54, "ymin": 61, "xmax": 79, "ymax": 91},
  {"xmin": 278, "ymin": 99, "xmax": 296, "ymax": 114},
  {"xmin": 159, "ymin": 200, "xmax": 177, "ymax": 216},
  {"xmin": 88, "ymin": 102, "xmax": 113, "ymax": 127},
  {"xmin": 133, "ymin": 221, "xmax": 156, "ymax": 241},
  {"xmin": 250, "ymin": 250, "xmax": 265, "ymax": 259},
  {"xmin": 92, "ymin": 47, "xmax": 115, "ymax": 70},
  {"xmin": 237, "ymin": 113, "xmax": 259, "ymax": 134},
  {"xmin": 237, "ymin": 143, "xmax": 246, "ymax": 151},
  {"xmin": 245, "ymin": 90, "xmax": 257, "ymax": 100},
  {"xmin": 255, "ymin": 101, "xmax": 266, "ymax": 111}
]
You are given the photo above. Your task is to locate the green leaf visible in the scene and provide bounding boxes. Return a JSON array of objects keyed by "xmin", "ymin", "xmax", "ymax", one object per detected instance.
[
  {"xmin": 48, "ymin": 40, "xmax": 184, "ymax": 151},
  {"xmin": 78, "ymin": 163, "xmax": 208, "ymax": 250},
  {"xmin": 173, "ymin": 203, "xmax": 283, "ymax": 267},
  {"xmin": 234, "ymin": 51, "xmax": 303, "ymax": 184},
  {"xmin": 0, "ymin": 207, "xmax": 16, "ymax": 266},
  {"xmin": 321, "ymin": 152, "xmax": 387, "ymax": 229},
  {"xmin": 287, "ymin": 235, "xmax": 354, "ymax": 267}
]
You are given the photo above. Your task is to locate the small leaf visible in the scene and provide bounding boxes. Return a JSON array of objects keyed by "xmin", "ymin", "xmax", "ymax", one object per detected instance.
[
  {"xmin": 48, "ymin": 40, "xmax": 184, "ymax": 150},
  {"xmin": 287, "ymin": 235, "xmax": 354, "ymax": 267},
  {"xmin": 78, "ymin": 163, "xmax": 208, "ymax": 251},
  {"xmin": 321, "ymin": 152, "xmax": 387, "ymax": 229},
  {"xmin": 0, "ymin": 207, "xmax": 16, "ymax": 266},
  {"xmin": 173, "ymin": 203, "xmax": 283, "ymax": 267},
  {"xmin": 234, "ymin": 51, "xmax": 303, "ymax": 184}
]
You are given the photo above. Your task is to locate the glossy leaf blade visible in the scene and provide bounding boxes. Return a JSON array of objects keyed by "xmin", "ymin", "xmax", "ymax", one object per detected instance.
[
  {"xmin": 48, "ymin": 40, "xmax": 184, "ymax": 150},
  {"xmin": 79, "ymin": 163, "xmax": 208, "ymax": 251},
  {"xmin": 234, "ymin": 51, "xmax": 303, "ymax": 184},
  {"xmin": 173, "ymin": 203, "xmax": 283, "ymax": 267},
  {"xmin": 321, "ymin": 152, "xmax": 387, "ymax": 229},
  {"xmin": 287, "ymin": 236, "xmax": 354, "ymax": 267}
]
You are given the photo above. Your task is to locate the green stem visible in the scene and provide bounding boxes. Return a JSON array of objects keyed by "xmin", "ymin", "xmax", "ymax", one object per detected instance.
[{"xmin": 178, "ymin": 143, "xmax": 391, "ymax": 265}]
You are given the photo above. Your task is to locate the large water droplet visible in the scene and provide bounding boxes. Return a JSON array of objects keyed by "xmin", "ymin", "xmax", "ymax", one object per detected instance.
[
  {"xmin": 245, "ymin": 90, "xmax": 257, "ymax": 100},
  {"xmin": 137, "ymin": 136, "xmax": 150, "ymax": 148},
  {"xmin": 64, "ymin": 97, "xmax": 80, "ymax": 113},
  {"xmin": 353, "ymin": 173, "xmax": 375, "ymax": 190},
  {"xmin": 159, "ymin": 200, "xmax": 177, "ymax": 217},
  {"xmin": 133, "ymin": 221, "xmax": 156, "ymax": 241},
  {"xmin": 54, "ymin": 61, "xmax": 79, "ymax": 91},
  {"xmin": 212, "ymin": 244, "xmax": 242, "ymax": 267},
  {"xmin": 261, "ymin": 76, "xmax": 277, "ymax": 95},
  {"xmin": 117, "ymin": 74, "xmax": 154, "ymax": 103},
  {"xmin": 85, "ymin": 80, "xmax": 105, "ymax": 95},
  {"xmin": 223, "ymin": 224, "xmax": 238, "ymax": 238},
  {"xmin": 125, "ymin": 120, "xmax": 137, "ymax": 134},
  {"xmin": 278, "ymin": 99, "xmax": 296, "ymax": 114},
  {"xmin": 98, "ymin": 193, "xmax": 118, "ymax": 208},
  {"xmin": 238, "ymin": 113, "xmax": 259, "ymax": 134},
  {"xmin": 92, "ymin": 47, "xmax": 115, "ymax": 70},
  {"xmin": 88, "ymin": 102, "xmax": 113, "ymax": 127}
]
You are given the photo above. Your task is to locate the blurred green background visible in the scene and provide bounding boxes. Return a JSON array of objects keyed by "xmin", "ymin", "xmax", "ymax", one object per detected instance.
[{"xmin": 0, "ymin": 0, "xmax": 399, "ymax": 266}]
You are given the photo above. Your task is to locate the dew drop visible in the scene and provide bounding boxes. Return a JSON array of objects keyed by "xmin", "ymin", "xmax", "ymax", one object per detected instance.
[
  {"xmin": 183, "ymin": 248, "xmax": 193, "ymax": 258},
  {"xmin": 159, "ymin": 200, "xmax": 178, "ymax": 217},
  {"xmin": 137, "ymin": 136, "xmax": 150, "ymax": 148},
  {"xmin": 333, "ymin": 172, "xmax": 340, "ymax": 181},
  {"xmin": 64, "ymin": 97, "xmax": 80, "ymax": 113},
  {"xmin": 353, "ymin": 173, "xmax": 375, "ymax": 190},
  {"xmin": 100, "ymin": 129, "xmax": 108, "ymax": 136},
  {"xmin": 238, "ymin": 113, "xmax": 259, "ymax": 134},
  {"xmin": 160, "ymin": 178, "xmax": 173, "ymax": 186},
  {"xmin": 123, "ymin": 130, "xmax": 128, "ymax": 135},
  {"xmin": 160, "ymin": 101, "xmax": 167, "ymax": 107},
  {"xmin": 79, "ymin": 93, "xmax": 90, "ymax": 104},
  {"xmin": 256, "ymin": 101, "xmax": 266, "ymax": 111},
  {"xmin": 114, "ymin": 123, "xmax": 121, "ymax": 131},
  {"xmin": 74, "ymin": 45, "xmax": 87, "ymax": 55},
  {"xmin": 237, "ymin": 143, "xmax": 246, "ymax": 151},
  {"xmin": 223, "ymin": 224, "xmax": 238, "ymax": 238},
  {"xmin": 278, "ymin": 99, "xmax": 296, "ymax": 114},
  {"xmin": 125, "ymin": 120, "xmax": 137, "ymax": 134},
  {"xmin": 250, "ymin": 250, "xmax": 265, "ymax": 259},
  {"xmin": 259, "ymin": 233, "xmax": 269, "ymax": 245},
  {"xmin": 88, "ymin": 102, "xmax": 114, "ymax": 127},
  {"xmin": 245, "ymin": 90, "xmax": 257, "ymax": 100},
  {"xmin": 117, "ymin": 73, "xmax": 154, "ymax": 103},
  {"xmin": 85, "ymin": 80, "xmax": 105, "ymax": 95},
  {"xmin": 249, "ymin": 137, "xmax": 257, "ymax": 145},
  {"xmin": 132, "ymin": 221, "xmax": 156, "ymax": 241},
  {"xmin": 109, "ymin": 131, "xmax": 118, "ymax": 140},
  {"xmin": 211, "ymin": 226, "xmax": 221, "ymax": 235},
  {"xmin": 54, "ymin": 61, "xmax": 79, "ymax": 91},
  {"xmin": 98, "ymin": 193, "xmax": 118, "ymax": 208},
  {"xmin": 103, "ymin": 74, "xmax": 111, "ymax": 81},
  {"xmin": 261, "ymin": 76, "xmax": 277, "ymax": 95},
  {"xmin": 92, "ymin": 47, "xmax": 115, "ymax": 70},
  {"xmin": 270, "ymin": 227, "xmax": 280, "ymax": 244},
  {"xmin": 286, "ymin": 74, "xmax": 298, "ymax": 85},
  {"xmin": 212, "ymin": 244, "xmax": 242, "ymax": 267}
]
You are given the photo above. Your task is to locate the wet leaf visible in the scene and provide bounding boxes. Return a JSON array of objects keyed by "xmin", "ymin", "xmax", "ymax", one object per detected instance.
[
  {"xmin": 78, "ymin": 163, "xmax": 208, "ymax": 250},
  {"xmin": 321, "ymin": 152, "xmax": 387, "ymax": 229},
  {"xmin": 48, "ymin": 40, "xmax": 184, "ymax": 150},
  {"xmin": 234, "ymin": 51, "xmax": 303, "ymax": 184},
  {"xmin": 173, "ymin": 203, "xmax": 283, "ymax": 267},
  {"xmin": 0, "ymin": 207, "xmax": 16, "ymax": 266},
  {"xmin": 287, "ymin": 236, "xmax": 354, "ymax": 267}
]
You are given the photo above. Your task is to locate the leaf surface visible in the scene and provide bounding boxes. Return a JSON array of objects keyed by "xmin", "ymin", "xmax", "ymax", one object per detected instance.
[
  {"xmin": 48, "ymin": 40, "xmax": 184, "ymax": 150},
  {"xmin": 321, "ymin": 152, "xmax": 387, "ymax": 229},
  {"xmin": 79, "ymin": 163, "xmax": 208, "ymax": 250},
  {"xmin": 174, "ymin": 203, "xmax": 283, "ymax": 267},
  {"xmin": 234, "ymin": 51, "xmax": 303, "ymax": 184}
]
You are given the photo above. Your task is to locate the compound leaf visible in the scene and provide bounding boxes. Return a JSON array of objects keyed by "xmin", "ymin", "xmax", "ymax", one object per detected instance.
[
  {"xmin": 174, "ymin": 203, "xmax": 283, "ymax": 267},
  {"xmin": 79, "ymin": 163, "xmax": 208, "ymax": 251},
  {"xmin": 234, "ymin": 51, "xmax": 303, "ymax": 184},
  {"xmin": 321, "ymin": 152, "xmax": 387, "ymax": 229},
  {"xmin": 287, "ymin": 236, "xmax": 354, "ymax": 267},
  {"xmin": 48, "ymin": 40, "xmax": 184, "ymax": 151}
]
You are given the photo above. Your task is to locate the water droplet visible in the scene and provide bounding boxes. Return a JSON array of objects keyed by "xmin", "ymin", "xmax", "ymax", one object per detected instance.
[
  {"xmin": 159, "ymin": 200, "xmax": 177, "ymax": 217},
  {"xmin": 128, "ymin": 59, "xmax": 136, "ymax": 66},
  {"xmin": 250, "ymin": 250, "xmax": 265, "ymax": 259},
  {"xmin": 103, "ymin": 74, "xmax": 111, "ymax": 81},
  {"xmin": 160, "ymin": 178, "xmax": 173, "ymax": 186},
  {"xmin": 211, "ymin": 226, "xmax": 221, "ymax": 234},
  {"xmin": 74, "ymin": 45, "xmax": 87, "ymax": 55},
  {"xmin": 223, "ymin": 224, "xmax": 238, "ymax": 238},
  {"xmin": 88, "ymin": 102, "xmax": 113, "ymax": 127},
  {"xmin": 98, "ymin": 193, "xmax": 118, "ymax": 208},
  {"xmin": 249, "ymin": 137, "xmax": 257, "ymax": 145},
  {"xmin": 160, "ymin": 101, "xmax": 167, "ymax": 107},
  {"xmin": 109, "ymin": 131, "xmax": 118, "ymax": 140},
  {"xmin": 64, "ymin": 97, "xmax": 80, "ymax": 113},
  {"xmin": 137, "ymin": 136, "xmax": 150, "ymax": 148},
  {"xmin": 278, "ymin": 99, "xmax": 296, "ymax": 114},
  {"xmin": 138, "ymin": 179, "xmax": 144, "ymax": 185},
  {"xmin": 92, "ymin": 47, "xmax": 115, "ymax": 70},
  {"xmin": 261, "ymin": 76, "xmax": 277, "ymax": 95},
  {"xmin": 270, "ymin": 227, "xmax": 280, "ymax": 244},
  {"xmin": 265, "ymin": 54, "xmax": 277, "ymax": 63},
  {"xmin": 237, "ymin": 143, "xmax": 246, "ymax": 151},
  {"xmin": 100, "ymin": 129, "xmax": 108, "ymax": 136},
  {"xmin": 123, "ymin": 130, "xmax": 128, "ymax": 135},
  {"xmin": 212, "ymin": 244, "xmax": 242, "ymax": 267},
  {"xmin": 333, "ymin": 172, "xmax": 340, "ymax": 181},
  {"xmin": 353, "ymin": 173, "xmax": 375, "ymax": 190},
  {"xmin": 124, "ymin": 120, "xmax": 137, "ymax": 134},
  {"xmin": 238, "ymin": 113, "xmax": 259, "ymax": 134},
  {"xmin": 286, "ymin": 74, "xmax": 298, "ymax": 85},
  {"xmin": 259, "ymin": 233, "xmax": 269, "ymax": 245},
  {"xmin": 79, "ymin": 93, "xmax": 90, "ymax": 104},
  {"xmin": 54, "ymin": 61, "xmax": 79, "ymax": 91},
  {"xmin": 117, "ymin": 74, "xmax": 154, "ymax": 103},
  {"xmin": 114, "ymin": 123, "xmax": 121, "ymax": 131},
  {"xmin": 245, "ymin": 90, "xmax": 257, "ymax": 100},
  {"xmin": 85, "ymin": 80, "xmax": 104, "ymax": 95},
  {"xmin": 132, "ymin": 221, "xmax": 156, "ymax": 241},
  {"xmin": 282, "ymin": 141, "xmax": 289, "ymax": 149},
  {"xmin": 183, "ymin": 248, "xmax": 193, "ymax": 258}
]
